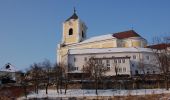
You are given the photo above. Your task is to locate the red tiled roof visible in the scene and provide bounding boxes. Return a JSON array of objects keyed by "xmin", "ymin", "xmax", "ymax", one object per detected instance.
[
  {"xmin": 112, "ymin": 30, "xmax": 141, "ymax": 39},
  {"xmin": 147, "ymin": 43, "xmax": 170, "ymax": 50}
]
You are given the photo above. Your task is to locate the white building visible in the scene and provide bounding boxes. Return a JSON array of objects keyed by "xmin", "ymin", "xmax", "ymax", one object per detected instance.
[{"xmin": 68, "ymin": 47, "xmax": 159, "ymax": 76}]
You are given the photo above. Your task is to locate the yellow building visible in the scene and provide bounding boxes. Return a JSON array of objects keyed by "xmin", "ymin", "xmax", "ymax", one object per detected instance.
[{"xmin": 57, "ymin": 10, "xmax": 147, "ymax": 65}]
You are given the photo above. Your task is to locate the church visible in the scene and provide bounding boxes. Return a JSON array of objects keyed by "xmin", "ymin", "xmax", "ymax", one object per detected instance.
[{"xmin": 57, "ymin": 10, "xmax": 159, "ymax": 76}]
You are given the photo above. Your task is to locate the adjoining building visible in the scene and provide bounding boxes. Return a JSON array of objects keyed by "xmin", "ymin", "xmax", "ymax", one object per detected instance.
[
  {"xmin": 0, "ymin": 63, "xmax": 19, "ymax": 84},
  {"xmin": 57, "ymin": 10, "xmax": 159, "ymax": 76}
]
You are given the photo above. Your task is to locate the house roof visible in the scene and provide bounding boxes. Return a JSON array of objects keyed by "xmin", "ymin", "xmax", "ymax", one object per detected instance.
[
  {"xmin": 69, "ymin": 47, "xmax": 152, "ymax": 55},
  {"xmin": 112, "ymin": 30, "xmax": 141, "ymax": 39},
  {"xmin": 0, "ymin": 63, "xmax": 18, "ymax": 72},
  {"xmin": 147, "ymin": 43, "xmax": 170, "ymax": 50}
]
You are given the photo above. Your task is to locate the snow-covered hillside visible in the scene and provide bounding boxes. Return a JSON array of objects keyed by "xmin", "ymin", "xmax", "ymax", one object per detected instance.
[{"xmin": 18, "ymin": 89, "xmax": 170, "ymax": 99}]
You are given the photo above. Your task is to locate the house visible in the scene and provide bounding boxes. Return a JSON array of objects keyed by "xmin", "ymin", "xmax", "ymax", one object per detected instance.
[{"xmin": 0, "ymin": 63, "xmax": 19, "ymax": 84}]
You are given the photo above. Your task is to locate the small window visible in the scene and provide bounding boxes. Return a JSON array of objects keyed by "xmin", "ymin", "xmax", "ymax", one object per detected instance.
[
  {"xmin": 122, "ymin": 59, "xmax": 125, "ymax": 63},
  {"xmin": 133, "ymin": 55, "xmax": 136, "ymax": 59},
  {"xmin": 118, "ymin": 59, "xmax": 121, "ymax": 63},
  {"xmin": 132, "ymin": 64, "xmax": 134, "ymax": 67},
  {"xmin": 146, "ymin": 56, "xmax": 149, "ymax": 60},
  {"xmin": 135, "ymin": 70, "xmax": 138, "ymax": 75},
  {"xmin": 123, "ymin": 68, "xmax": 126, "ymax": 72},
  {"xmin": 74, "ymin": 57, "xmax": 76, "ymax": 62},
  {"xmin": 107, "ymin": 67, "xmax": 110, "ymax": 70},
  {"xmin": 84, "ymin": 57, "xmax": 87, "ymax": 61},
  {"xmin": 106, "ymin": 60, "xmax": 110, "ymax": 66},
  {"xmin": 114, "ymin": 59, "xmax": 117, "ymax": 63},
  {"xmin": 69, "ymin": 28, "xmax": 73, "ymax": 35},
  {"xmin": 99, "ymin": 60, "xmax": 102, "ymax": 64},
  {"xmin": 73, "ymin": 67, "xmax": 78, "ymax": 70},
  {"xmin": 119, "ymin": 68, "xmax": 122, "ymax": 72}
]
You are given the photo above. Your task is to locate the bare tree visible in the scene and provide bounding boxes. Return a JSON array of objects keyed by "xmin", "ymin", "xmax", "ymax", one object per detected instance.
[
  {"xmin": 29, "ymin": 63, "xmax": 44, "ymax": 94},
  {"xmin": 53, "ymin": 63, "xmax": 68, "ymax": 94},
  {"xmin": 42, "ymin": 59, "xmax": 52, "ymax": 94},
  {"xmin": 53, "ymin": 63, "xmax": 60, "ymax": 94},
  {"xmin": 20, "ymin": 71, "xmax": 29, "ymax": 98},
  {"xmin": 83, "ymin": 57, "xmax": 108, "ymax": 95},
  {"xmin": 149, "ymin": 36, "xmax": 170, "ymax": 90}
]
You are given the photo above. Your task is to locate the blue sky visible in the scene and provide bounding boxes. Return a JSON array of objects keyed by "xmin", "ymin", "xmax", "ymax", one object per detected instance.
[{"xmin": 0, "ymin": 0, "xmax": 170, "ymax": 71}]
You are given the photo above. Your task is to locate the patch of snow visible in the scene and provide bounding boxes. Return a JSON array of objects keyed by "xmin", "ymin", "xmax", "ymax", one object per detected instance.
[
  {"xmin": 18, "ymin": 89, "xmax": 170, "ymax": 99},
  {"xmin": 69, "ymin": 47, "xmax": 152, "ymax": 54},
  {"xmin": 80, "ymin": 34, "xmax": 115, "ymax": 44}
]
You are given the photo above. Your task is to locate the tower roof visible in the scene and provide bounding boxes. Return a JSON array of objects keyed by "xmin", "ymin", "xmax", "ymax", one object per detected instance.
[{"xmin": 65, "ymin": 9, "xmax": 79, "ymax": 21}]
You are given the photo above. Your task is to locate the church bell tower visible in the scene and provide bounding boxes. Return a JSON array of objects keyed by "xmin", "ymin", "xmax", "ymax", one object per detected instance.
[{"xmin": 62, "ymin": 9, "xmax": 87, "ymax": 45}]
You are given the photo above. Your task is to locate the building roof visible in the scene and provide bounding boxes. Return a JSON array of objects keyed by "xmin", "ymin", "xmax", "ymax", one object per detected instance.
[
  {"xmin": 69, "ymin": 47, "xmax": 152, "ymax": 55},
  {"xmin": 80, "ymin": 34, "xmax": 115, "ymax": 44},
  {"xmin": 112, "ymin": 30, "xmax": 141, "ymax": 39},
  {"xmin": 147, "ymin": 43, "xmax": 170, "ymax": 50},
  {"xmin": 77, "ymin": 30, "xmax": 141, "ymax": 44},
  {"xmin": 0, "ymin": 63, "xmax": 18, "ymax": 72},
  {"xmin": 65, "ymin": 12, "xmax": 78, "ymax": 21}
]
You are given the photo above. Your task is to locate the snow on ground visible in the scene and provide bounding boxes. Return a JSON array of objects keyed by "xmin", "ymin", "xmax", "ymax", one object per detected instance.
[{"xmin": 18, "ymin": 89, "xmax": 170, "ymax": 99}]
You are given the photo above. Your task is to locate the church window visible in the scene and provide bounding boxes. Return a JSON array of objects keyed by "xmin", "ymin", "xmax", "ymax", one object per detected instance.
[{"xmin": 69, "ymin": 28, "xmax": 73, "ymax": 35}]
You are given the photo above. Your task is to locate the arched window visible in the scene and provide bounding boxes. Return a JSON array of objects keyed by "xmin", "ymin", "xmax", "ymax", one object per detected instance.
[
  {"xmin": 69, "ymin": 28, "xmax": 73, "ymax": 35},
  {"xmin": 82, "ymin": 31, "xmax": 84, "ymax": 38}
]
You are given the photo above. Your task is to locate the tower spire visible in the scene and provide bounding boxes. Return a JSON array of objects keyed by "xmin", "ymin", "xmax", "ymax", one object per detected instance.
[{"xmin": 74, "ymin": 7, "xmax": 76, "ymax": 13}]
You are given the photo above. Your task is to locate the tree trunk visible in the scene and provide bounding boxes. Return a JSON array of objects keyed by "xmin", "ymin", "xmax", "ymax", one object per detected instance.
[
  {"xmin": 36, "ymin": 85, "xmax": 39, "ymax": 94},
  {"xmin": 157, "ymin": 81, "xmax": 160, "ymax": 88},
  {"xmin": 23, "ymin": 85, "xmax": 27, "ymax": 98},
  {"xmin": 56, "ymin": 81, "xmax": 59, "ymax": 94},
  {"xmin": 95, "ymin": 78, "xmax": 98, "ymax": 95},
  {"xmin": 45, "ymin": 84, "xmax": 49, "ymax": 94},
  {"xmin": 165, "ymin": 76, "xmax": 169, "ymax": 90},
  {"xmin": 64, "ymin": 80, "xmax": 67, "ymax": 94},
  {"xmin": 60, "ymin": 80, "xmax": 62, "ymax": 94}
]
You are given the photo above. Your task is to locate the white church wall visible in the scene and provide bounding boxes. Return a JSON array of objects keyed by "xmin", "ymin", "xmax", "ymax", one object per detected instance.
[{"xmin": 68, "ymin": 48, "xmax": 160, "ymax": 76}]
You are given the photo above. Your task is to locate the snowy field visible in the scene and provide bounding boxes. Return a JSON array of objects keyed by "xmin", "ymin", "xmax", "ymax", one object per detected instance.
[{"xmin": 18, "ymin": 89, "xmax": 170, "ymax": 99}]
